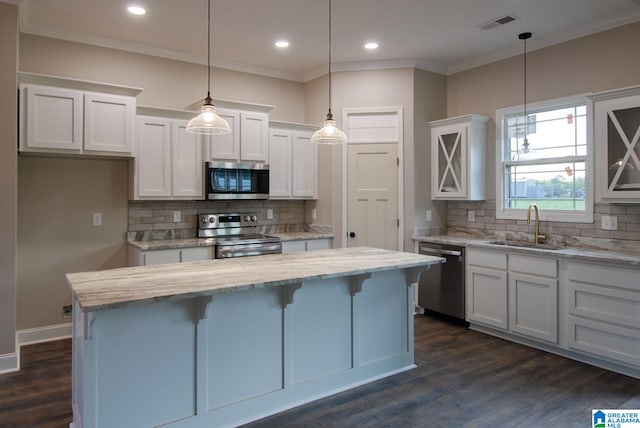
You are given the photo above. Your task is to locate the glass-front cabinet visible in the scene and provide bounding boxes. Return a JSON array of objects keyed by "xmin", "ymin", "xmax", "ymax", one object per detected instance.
[
  {"xmin": 430, "ymin": 114, "xmax": 489, "ymax": 200},
  {"xmin": 591, "ymin": 86, "xmax": 640, "ymax": 202}
]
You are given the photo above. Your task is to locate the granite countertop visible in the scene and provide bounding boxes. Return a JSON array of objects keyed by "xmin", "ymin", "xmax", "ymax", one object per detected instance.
[
  {"xmin": 128, "ymin": 231, "xmax": 334, "ymax": 251},
  {"xmin": 67, "ymin": 247, "xmax": 443, "ymax": 312},
  {"xmin": 413, "ymin": 234, "xmax": 640, "ymax": 268}
]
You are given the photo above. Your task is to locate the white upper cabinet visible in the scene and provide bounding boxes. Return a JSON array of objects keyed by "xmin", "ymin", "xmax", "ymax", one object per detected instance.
[
  {"xmin": 18, "ymin": 73, "xmax": 140, "ymax": 156},
  {"xmin": 135, "ymin": 116, "xmax": 172, "ymax": 198},
  {"xmin": 132, "ymin": 107, "xmax": 205, "ymax": 200},
  {"xmin": 83, "ymin": 93, "xmax": 135, "ymax": 153},
  {"xmin": 207, "ymin": 101, "xmax": 273, "ymax": 163},
  {"xmin": 429, "ymin": 114, "xmax": 488, "ymax": 200},
  {"xmin": 208, "ymin": 108, "xmax": 240, "ymax": 160},
  {"xmin": 171, "ymin": 121, "xmax": 204, "ymax": 198},
  {"xmin": 590, "ymin": 85, "xmax": 640, "ymax": 203},
  {"xmin": 269, "ymin": 122, "xmax": 317, "ymax": 199}
]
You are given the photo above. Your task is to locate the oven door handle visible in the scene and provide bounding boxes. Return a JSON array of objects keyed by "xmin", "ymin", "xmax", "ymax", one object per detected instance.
[{"xmin": 419, "ymin": 247, "xmax": 461, "ymax": 257}]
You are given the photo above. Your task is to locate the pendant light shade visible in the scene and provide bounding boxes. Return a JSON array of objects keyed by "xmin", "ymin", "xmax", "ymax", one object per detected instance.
[
  {"xmin": 187, "ymin": 0, "xmax": 230, "ymax": 135},
  {"xmin": 311, "ymin": 0, "xmax": 346, "ymax": 144},
  {"xmin": 311, "ymin": 111, "xmax": 347, "ymax": 144}
]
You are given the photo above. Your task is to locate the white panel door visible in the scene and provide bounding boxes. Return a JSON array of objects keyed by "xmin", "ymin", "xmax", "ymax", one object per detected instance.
[
  {"xmin": 240, "ymin": 112, "xmax": 269, "ymax": 161},
  {"xmin": 268, "ymin": 130, "xmax": 292, "ymax": 198},
  {"xmin": 137, "ymin": 116, "xmax": 172, "ymax": 198},
  {"xmin": 83, "ymin": 93, "xmax": 135, "ymax": 154},
  {"xmin": 347, "ymin": 143, "xmax": 398, "ymax": 250},
  {"xmin": 467, "ymin": 266, "xmax": 508, "ymax": 329},
  {"xmin": 172, "ymin": 120, "xmax": 204, "ymax": 198},
  {"xmin": 292, "ymin": 132, "xmax": 317, "ymax": 198},
  {"xmin": 209, "ymin": 108, "xmax": 240, "ymax": 160},
  {"xmin": 24, "ymin": 84, "xmax": 83, "ymax": 151}
]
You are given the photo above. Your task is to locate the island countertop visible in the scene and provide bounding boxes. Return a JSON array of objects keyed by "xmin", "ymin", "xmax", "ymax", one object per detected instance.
[{"xmin": 67, "ymin": 246, "xmax": 444, "ymax": 312}]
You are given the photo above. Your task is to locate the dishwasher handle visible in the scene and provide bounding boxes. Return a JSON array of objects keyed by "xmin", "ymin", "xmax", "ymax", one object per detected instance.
[{"xmin": 419, "ymin": 246, "xmax": 462, "ymax": 257}]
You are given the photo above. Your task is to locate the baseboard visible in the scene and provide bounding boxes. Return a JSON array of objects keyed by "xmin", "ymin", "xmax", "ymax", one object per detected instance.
[
  {"xmin": 0, "ymin": 352, "xmax": 19, "ymax": 374},
  {"xmin": 17, "ymin": 323, "xmax": 72, "ymax": 346}
]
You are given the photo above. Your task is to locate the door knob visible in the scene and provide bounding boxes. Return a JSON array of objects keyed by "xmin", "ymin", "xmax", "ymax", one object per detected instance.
[{"xmin": 349, "ymin": 232, "xmax": 356, "ymax": 238}]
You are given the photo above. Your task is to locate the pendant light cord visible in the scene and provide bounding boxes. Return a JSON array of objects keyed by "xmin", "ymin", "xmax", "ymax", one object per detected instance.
[
  {"xmin": 327, "ymin": 0, "xmax": 333, "ymax": 119},
  {"xmin": 207, "ymin": 0, "xmax": 212, "ymax": 102},
  {"xmin": 519, "ymin": 32, "xmax": 532, "ymax": 150}
]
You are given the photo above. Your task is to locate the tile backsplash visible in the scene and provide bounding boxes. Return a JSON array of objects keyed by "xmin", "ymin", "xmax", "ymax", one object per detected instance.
[
  {"xmin": 129, "ymin": 199, "xmax": 306, "ymax": 239},
  {"xmin": 446, "ymin": 200, "xmax": 640, "ymax": 251}
]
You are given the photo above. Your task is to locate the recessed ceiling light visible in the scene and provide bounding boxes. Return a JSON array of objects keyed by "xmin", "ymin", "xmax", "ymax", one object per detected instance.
[
  {"xmin": 127, "ymin": 5, "xmax": 146, "ymax": 16},
  {"xmin": 364, "ymin": 42, "xmax": 379, "ymax": 50},
  {"xmin": 275, "ymin": 40, "xmax": 290, "ymax": 48}
]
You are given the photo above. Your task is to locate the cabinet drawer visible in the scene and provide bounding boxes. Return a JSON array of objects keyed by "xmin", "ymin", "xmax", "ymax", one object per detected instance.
[
  {"xmin": 568, "ymin": 316, "xmax": 640, "ymax": 367},
  {"xmin": 568, "ymin": 281, "xmax": 640, "ymax": 329},
  {"xmin": 568, "ymin": 261, "xmax": 640, "ymax": 292},
  {"xmin": 467, "ymin": 248, "xmax": 506, "ymax": 270},
  {"xmin": 509, "ymin": 254, "xmax": 557, "ymax": 277}
]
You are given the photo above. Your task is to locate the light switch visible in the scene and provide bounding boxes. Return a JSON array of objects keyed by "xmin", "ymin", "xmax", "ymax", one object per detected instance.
[
  {"xmin": 92, "ymin": 213, "xmax": 102, "ymax": 226},
  {"xmin": 426, "ymin": 210, "xmax": 432, "ymax": 222},
  {"xmin": 311, "ymin": 209, "xmax": 317, "ymax": 220},
  {"xmin": 173, "ymin": 210, "xmax": 181, "ymax": 222},
  {"xmin": 267, "ymin": 209, "xmax": 274, "ymax": 220},
  {"xmin": 601, "ymin": 215, "xmax": 618, "ymax": 231},
  {"xmin": 468, "ymin": 211, "xmax": 475, "ymax": 222}
]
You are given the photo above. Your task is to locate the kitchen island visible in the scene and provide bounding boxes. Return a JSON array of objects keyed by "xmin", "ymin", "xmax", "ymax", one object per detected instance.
[{"xmin": 67, "ymin": 247, "xmax": 443, "ymax": 428}]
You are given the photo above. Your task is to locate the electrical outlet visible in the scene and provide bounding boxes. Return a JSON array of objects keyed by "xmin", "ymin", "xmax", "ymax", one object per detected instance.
[
  {"xmin": 62, "ymin": 305, "xmax": 72, "ymax": 318},
  {"xmin": 468, "ymin": 210, "xmax": 475, "ymax": 222},
  {"xmin": 92, "ymin": 213, "xmax": 102, "ymax": 226},
  {"xmin": 267, "ymin": 209, "xmax": 274, "ymax": 220},
  {"xmin": 601, "ymin": 215, "xmax": 618, "ymax": 231},
  {"xmin": 426, "ymin": 210, "xmax": 432, "ymax": 222},
  {"xmin": 173, "ymin": 210, "xmax": 181, "ymax": 222},
  {"xmin": 311, "ymin": 208, "xmax": 317, "ymax": 220}
]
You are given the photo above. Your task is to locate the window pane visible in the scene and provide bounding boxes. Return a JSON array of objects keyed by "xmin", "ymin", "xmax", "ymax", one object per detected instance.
[
  {"xmin": 506, "ymin": 104, "xmax": 587, "ymax": 161},
  {"xmin": 505, "ymin": 162, "xmax": 586, "ymax": 210}
]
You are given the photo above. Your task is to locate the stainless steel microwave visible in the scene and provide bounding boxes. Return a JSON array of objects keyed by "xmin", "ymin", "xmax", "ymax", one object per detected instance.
[{"xmin": 205, "ymin": 161, "xmax": 269, "ymax": 200}]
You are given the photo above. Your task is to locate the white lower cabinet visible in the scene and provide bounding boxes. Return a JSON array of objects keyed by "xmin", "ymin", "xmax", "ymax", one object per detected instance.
[
  {"xmin": 466, "ymin": 248, "xmax": 558, "ymax": 344},
  {"xmin": 129, "ymin": 246, "xmax": 213, "ymax": 266},
  {"xmin": 508, "ymin": 254, "xmax": 558, "ymax": 343},
  {"xmin": 282, "ymin": 238, "xmax": 332, "ymax": 254},
  {"xmin": 466, "ymin": 248, "xmax": 508, "ymax": 329},
  {"xmin": 566, "ymin": 261, "xmax": 640, "ymax": 368},
  {"xmin": 467, "ymin": 246, "xmax": 639, "ymax": 377}
]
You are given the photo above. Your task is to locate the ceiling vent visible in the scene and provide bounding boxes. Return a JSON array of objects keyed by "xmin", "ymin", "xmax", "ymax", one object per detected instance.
[{"xmin": 479, "ymin": 14, "xmax": 518, "ymax": 30}]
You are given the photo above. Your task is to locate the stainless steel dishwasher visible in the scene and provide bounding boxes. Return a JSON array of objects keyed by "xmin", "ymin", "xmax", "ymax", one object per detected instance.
[{"xmin": 418, "ymin": 241, "xmax": 466, "ymax": 322}]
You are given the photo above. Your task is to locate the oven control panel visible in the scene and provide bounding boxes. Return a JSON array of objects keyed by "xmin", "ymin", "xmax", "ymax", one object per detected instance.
[{"xmin": 198, "ymin": 213, "xmax": 258, "ymax": 229}]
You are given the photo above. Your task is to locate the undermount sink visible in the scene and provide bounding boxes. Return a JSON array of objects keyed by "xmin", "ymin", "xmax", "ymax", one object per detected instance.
[{"xmin": 488, "ymin": 240, "xmax": 565, "ymax": 251}]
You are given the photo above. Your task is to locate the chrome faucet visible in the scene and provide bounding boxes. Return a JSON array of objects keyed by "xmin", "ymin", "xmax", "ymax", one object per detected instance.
[{"xmin": 527, "ymin": 203, "xmax": 546, "ymax": 245}]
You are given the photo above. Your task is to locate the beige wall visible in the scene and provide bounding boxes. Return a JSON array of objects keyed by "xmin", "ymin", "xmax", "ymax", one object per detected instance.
[
  {"xmin": 0, "ymin": 3, "xmax": 18, "ymax": 361},
  {"xmin": 17, "ymin": 157, "xmax": 129, "ymax": 329},
  {"xmin": 19, "ymin": 34, "xmax": 306, "ymax": 122},
  {"xmin": 413, "ymin": 68, "xmax": 448, "ymax": 233},
  {"xmin": 446, "ymin": 22, "xmax": 640, "ymax": 200}
]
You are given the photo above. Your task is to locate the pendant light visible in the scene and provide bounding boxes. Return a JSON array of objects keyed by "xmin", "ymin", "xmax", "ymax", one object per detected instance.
[
  {"xmin": 311, "ymin": 0, "xmax": 347, "ymax": 144},
  {"xmin": 186, "ymin": 0, "xmax": 231, "ymax": 135},
  {"xmin": 516, "ymin": 31, "xmax": 533, "ymax": 158}
]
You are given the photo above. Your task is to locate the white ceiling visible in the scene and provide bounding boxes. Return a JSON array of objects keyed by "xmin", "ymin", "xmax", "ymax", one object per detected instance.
[{"xmin": 15, "ymin": 0, "xmax": 640, "ymax": 82}]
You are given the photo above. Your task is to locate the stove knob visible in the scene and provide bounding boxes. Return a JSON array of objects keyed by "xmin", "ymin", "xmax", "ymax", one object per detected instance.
[
  {"xmin": 244, "ymin": 215, "xmax": 251, "ymax": 222},
  {"xmin": 251, "ymin": 215, "xmax": 257, "ymax": 222},
  {"xmin": 200, "ymin": 217, "xmax": 207, "ymax": 224},
  {"xmin": 208, "ymin": 216, "xmax": 216, "ymax": 223}
]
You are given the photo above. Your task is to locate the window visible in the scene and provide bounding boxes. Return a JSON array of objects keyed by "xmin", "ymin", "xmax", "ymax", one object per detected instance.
[{"xmin": 496, "ymin": 95, "xmax": 593, "ymax": 223}]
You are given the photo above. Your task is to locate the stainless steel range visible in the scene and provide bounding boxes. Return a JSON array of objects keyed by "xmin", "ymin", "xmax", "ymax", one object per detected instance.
[{"xmin": 198, "ymin": 213, "xmax": 282, "ymax": 258}]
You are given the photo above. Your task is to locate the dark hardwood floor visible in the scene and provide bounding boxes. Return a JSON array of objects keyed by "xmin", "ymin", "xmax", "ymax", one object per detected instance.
[
  {"xmin": 1, "ymin": 316, "xmax": 638, "ymax": 428},
  {"xmin": 0, "ymin": 339, "xmax": 71, "ymax": 428}
]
